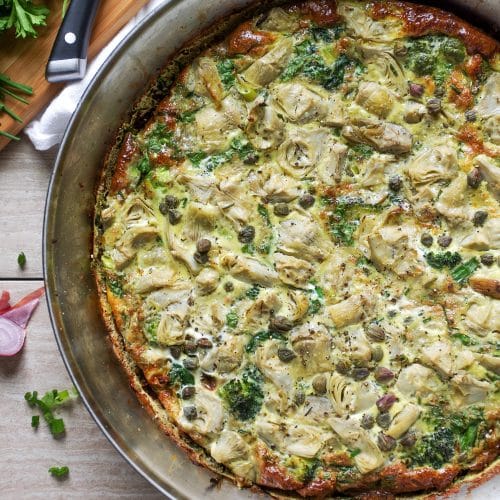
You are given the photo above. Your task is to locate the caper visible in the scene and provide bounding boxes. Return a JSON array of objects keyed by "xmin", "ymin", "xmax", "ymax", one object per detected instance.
[
  {"xmin": 376, "ymin": 393, "xmax": 398, "ymax": 412},
  {"xmin": 336, "ymin": 360, "xmax": 351, "ymax": 375},
  {"xmin": 181, "ymin": 386, "xmax": 196, "ymax": 399},
  {"xmin": 388, "ymin": 175, "xmax": 402, "ymax": 192},
  {"xmin": 480, "ymin": 254, "xmax": 495, "ymax": 266},
  {"xmin": 465, "ymin": 109, "xmax": 477, "ymax": 122},
  {"xmin": 159, "ymin": 195, "xmax": 179, "ymax": 214},
  {"xmin": 194, "ymin": 251, "xmax": 209, "ymax": 265},
  {"xmin": 294, "ymin": 391, "xmax": 306, "ymax": 406},
  {"xmin": 467, "ymin": 167, "xmax": 483, "ymax": 189},
  {"xmin": 409, "ymin": 82, "xmax": 424, "ymax": 98},
  {"xmin": 238, "ymin": 225, "xmax": 255, "ymax": 243},
  {"xmin": 197, "ymin": 338, "xmax": 213, "ymax": 349},
  {"xmin": 299, "ymin": 194, "xmax": 315, "ymax": 209},
  {"xmin": 183, "ymin": 341, "xmax": 197, "ymax": 354},
  {"xmin": 183, "ymin": 406, "xmax": 198, "ymax": 421},
  {"xmin": 170, "ymin": 346, "xmax": 182, "ymax": 359},
  {"xmin": 400, "ymin": 431, "xmax": 417, "ymax": 448},
  {"xmin": 366, "ymin": 324, "xmax": 386, "ymax": 342},
  {"xmin": 196, "ymin": 238, "xmax": 212, "ymax": 253},
  {"xmin": 371, "ymin": 346, "xmax": 384, "ymax": 363},
  {"xmin": 168, "ymin": 209, "xmax": 182, "ymax": 225},
  {"xmin": 274, "ymin": 203, "xmax": 290, "ymax": 217},
  {"xmin": 437, "ymin": 234, "xmax": 452, "ymax": 248},
  {"xmin": 270, "ymin": 315, "xmax": 294, "ymax": 332},
  {"xmin": 376, "ymin": 412, "xmax": 392, "ymax": 429},
  {"xmin": 361, "ymin": 413, "xmax": 375, "ymax": 430},
  {"xmin": 378, "ymin": 432, "xmax": 396, "ymax": 451},
  {"xmin": 224, "ymin": 281, "xmax": 234, "ymax": 292},
  {"xmin": 352, "ymin": 367, "xmax": 370, "ymax": 381},
  {"xmin": 472, "ymin": 210, "xmax": 488, "ymax": 227},
  {"xmin": 277, "ymin": 347, "xmax": 296, "ymax": 363},
  {"xmin": 243, "ymin": 152, "xmax": 259, "ymax": 165},
  {"xmin": 426, "ymin": 97, "xmax": 441, "ymax": 114},
  {"xmin": 420, "ymin": 233, "xmax": 433, "ymax": 247},
  {"xmin": 374, "ymin": 367, "xmax": 395, "ymax": 384},
  {"xmin": 183, "ymin": 356, "xmax": 199, "ymax": 370},
  {"xmin": 312, "ymin": 375, "xmax": 327, "ymax": 395}
]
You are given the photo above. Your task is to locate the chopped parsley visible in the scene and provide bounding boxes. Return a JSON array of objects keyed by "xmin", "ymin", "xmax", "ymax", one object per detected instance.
[
  {"xmin": 168, "ymin": 364, "xmax": 195, "ymax": 386},
  {"xmin": 48, "ymin": 466, "xmax": 69, "ymax": 478},
  {"xmin": 217, "ymin": 58, "xmax": 236, "ymax": 89},
  {"xmin": 245, "ymin": 330, "xmax": 286, "ymax": 353},
  {"xmin": 17, "ymin": 251, "xmax": 26, "ymax": 269},
  {"xmin": 246, "ymin": 284, "xmax": 261, "ymax": 300},
  {"xmin": 107, "ymin": 277, "xmax": 124, "ymax": 297},
  {"xmin": 257, "ymin": 204, "xmax": 271, "ymax": 226},
  {"xmin": 425, "ymin": 251, "xmax": 462, "ymax": 270}
]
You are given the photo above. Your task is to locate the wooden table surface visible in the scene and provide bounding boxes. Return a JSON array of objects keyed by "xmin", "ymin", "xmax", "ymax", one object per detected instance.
[{"xmin": 0, "ymin": 139, "xmax": 163, "ymax": 499}]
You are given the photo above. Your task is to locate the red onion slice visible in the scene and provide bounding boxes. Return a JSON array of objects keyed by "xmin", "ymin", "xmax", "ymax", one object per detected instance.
[
  {"xmin": 0, "ymin": 291, "xmax": 11, "ymax": 314},
  {"xmin": 2, "ymin": 297, "xmax": 42, "ymax": 329},
  {"xmin": 0, "ymin": 316, "xmax": 26, "ymax": 357}
]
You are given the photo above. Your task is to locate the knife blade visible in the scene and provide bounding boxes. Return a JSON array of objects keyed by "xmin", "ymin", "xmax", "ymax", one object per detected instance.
[{"xmin": 46, "ymin": 0, "xmax": 102, "ymax": 83}]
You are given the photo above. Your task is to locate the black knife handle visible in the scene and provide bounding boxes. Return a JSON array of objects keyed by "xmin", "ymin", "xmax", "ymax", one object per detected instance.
[{"xmin": 46, "ymin": 0, "xmax": 101, "ymax": 83}]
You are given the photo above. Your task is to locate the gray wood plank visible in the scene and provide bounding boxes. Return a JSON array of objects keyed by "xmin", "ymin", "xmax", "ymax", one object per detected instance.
[
  {"xmin": 0, "ymin": 140, "xmax": 54, "ymax": 279},
  {"xmin": 0, "ymin": 281, "xmax": 163, "ymax": 499}
]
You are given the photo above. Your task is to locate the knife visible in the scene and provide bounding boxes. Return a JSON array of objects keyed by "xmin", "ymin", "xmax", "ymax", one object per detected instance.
[{"xmin": 46, "ymin": 0, "xmax": 101, "ymax": 83}]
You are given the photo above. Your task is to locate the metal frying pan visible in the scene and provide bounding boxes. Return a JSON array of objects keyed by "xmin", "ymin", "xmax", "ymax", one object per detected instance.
[{"xmin": 43, "ymin": 1, "xmax": 499, "ymax": 498}]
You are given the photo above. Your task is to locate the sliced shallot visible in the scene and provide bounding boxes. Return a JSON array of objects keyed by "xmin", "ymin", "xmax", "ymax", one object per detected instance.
[{"xmin": 0, "ymin": 316, "xmax": 26, "ymax": 357}]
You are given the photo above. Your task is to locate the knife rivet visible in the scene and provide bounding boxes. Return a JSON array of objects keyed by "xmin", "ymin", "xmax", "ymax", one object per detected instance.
[{"xmin": 64, "ymin": 32, "xmax": 77, "ymax": 44}]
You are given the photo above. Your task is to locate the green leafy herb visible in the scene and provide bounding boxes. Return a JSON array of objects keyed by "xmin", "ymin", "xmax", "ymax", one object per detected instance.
[
  {"xmin": 309, "ymin": 24, "xmax": 345, "ymax": 42},
  {"xmin": 450, "ymin": 258, "xmax": 479, "ymax": 284},
  {"xmin": 349, "ymin": 143, "xmax": 374, "ymax": 159},
  {"xmin": 349, "ymin": 448, "xmax": 361, "ymax": 458},
  {"xmin": 0, "ymin": 0, "xmax": 50, "ymax": 38},
  {"xmin": 218, "ymin": 365, "xmax": 264, "ymax": 420},
  {"xmin": 307, "ymin": 284, "xmax": 324, "ymax": 315},
  {"xmin": 31, "ymin": 415, "xmax": 39, "ymax": 428},
  {"xmin": 425, "ymin": 251, "xmax": 462, "ymax": 270},
  {"xmin": 168, "ymin": 364, "xmax": 195, "ymax": 386},
  {"xmin": 144, "ymin": 122, "xmax": 178, "ymax": 156},
  {"xmin": 451, "ymin": 332, "xmax": 476, "ymax": 346},
  {"xmin": 188, "ymin": 136, "xmax": 254, "ymax": 171},
  {"xmin": 48, "ymin": 466, "xmax": 69, "ymax": 478},
  {"xmin": 226, "ymin": 310, "xmax": 239, "ymax": 328},
  {"xmin": 17, "ymin": 251, "xmax": 26, "ymax": 269},
  {"xmin": 404, "ymin": 35, "xmax": 466, "ymax": 86},
  {"xmin": 107, "ymin": 277, "xmax": 124, "ymax": 297},
  {"xmin": 282, "ymin": 38, "xmax": 360, "ymax": 90},
  {"xmin": 24, "ymin": 388, "xmax": 78, "ymax": 436},
  {"xmin": 178, "ymin": 110, "xmax": 196, "ymax": 123},
  {"xmin": 257, "ymin": 237, "xmax": 272, "ymax": 255},
  {"xmin": 0, "ymin": 73, "xmax": 34, "ymax": 140},
  {"xmin": 217, "ymin": 59, "xmax": 236, "ymax": 89},
  {"xmin": 241, "ymin": 242, "xmax": 255, "ymax": 254},
  {"xmin": 245, "ymin": 330, "xmax": 286, "ymax": 353},
  {"xmin": 246, "ymin": 284, "xmax": 261, "ymax": 300},
  {"xmin": 143, "ymin": 315, "xmax": 160, "ymax": 344},
  {"xmin": 257, "ymin": 204, "xmax": 271, "ymax": 226}
]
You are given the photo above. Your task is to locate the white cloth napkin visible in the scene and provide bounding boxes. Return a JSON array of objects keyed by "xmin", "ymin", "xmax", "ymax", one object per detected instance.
[{"xmin": 25, "ymin": 0, "xmax": 165, "ymax": 150}]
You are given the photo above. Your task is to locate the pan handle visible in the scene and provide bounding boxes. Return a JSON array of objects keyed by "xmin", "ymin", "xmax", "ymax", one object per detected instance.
[{"xmin": 46, "ymin": 0, "xmax": 101, "ymax": 83}]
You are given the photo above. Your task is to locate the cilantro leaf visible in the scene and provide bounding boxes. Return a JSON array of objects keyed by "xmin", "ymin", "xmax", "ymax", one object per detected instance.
[{"xmin": 48, "ymin": 465, "xmax": 69, "ymax": 478}]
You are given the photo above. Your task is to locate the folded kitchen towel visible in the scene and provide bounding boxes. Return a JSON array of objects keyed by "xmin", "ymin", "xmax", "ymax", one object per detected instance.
[{"xmin": 25, "ymin": 0, "xmax": 164, "ymax": 151}]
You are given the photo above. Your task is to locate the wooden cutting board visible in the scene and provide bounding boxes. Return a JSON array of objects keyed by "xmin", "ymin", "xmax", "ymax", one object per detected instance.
[{"xmin": 0, "ymin": 0, "xmax": 150, "ymax": 151}]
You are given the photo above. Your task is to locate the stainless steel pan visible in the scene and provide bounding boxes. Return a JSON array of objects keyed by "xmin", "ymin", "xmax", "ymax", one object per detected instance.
[{"xmin": 43, "ymin": 1, "xmax": 499, "ymax": 498}]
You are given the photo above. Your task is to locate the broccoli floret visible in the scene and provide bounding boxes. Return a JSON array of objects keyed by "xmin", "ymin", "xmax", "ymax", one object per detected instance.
[
  {"xmin": 404, "ymin": 35, "xmax": 466, "ymax": 85},
  {"xmin": 410, "ymin": 428, "xmax": 455, "ymax": 469},
  {"xmin": 408, "ymin": 406, "xmax": 485, "ymax": 468},
  {"xmin": 218, "ymin": 365, "xmax": 264, "ymax": 420},
  {"xmin": 441, "ymin": 37, "xmax": 466, "ymax": 63},
  {"xmin": 410, "ymin": 52, "xmax": 435, "ymax": 76}
]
